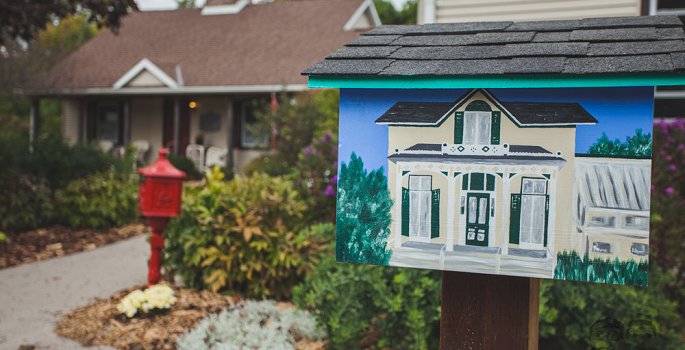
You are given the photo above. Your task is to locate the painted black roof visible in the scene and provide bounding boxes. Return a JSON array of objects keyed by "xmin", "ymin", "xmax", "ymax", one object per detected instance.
[
  {"xmin": 375, "ymin": 102, "xmax": 455, "ymax": 124},
  {"xmin": 499, "ymin": 101, "xmax": 598, "ymax": 124},
  {"xmin": 303, "ymin": 15, "xmax": 685, "ymax": 76},
  {"xmin": 406, "ymin": 143, "xmax": 443, "ymax": 151}
]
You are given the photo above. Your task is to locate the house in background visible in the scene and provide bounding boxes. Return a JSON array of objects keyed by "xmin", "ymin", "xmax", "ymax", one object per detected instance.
[{"xmin": 23, "ymin": 0, "xmax": 379, "ymax": 170}]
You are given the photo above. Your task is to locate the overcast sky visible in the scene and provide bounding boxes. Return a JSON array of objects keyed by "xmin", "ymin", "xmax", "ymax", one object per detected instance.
[{"xmin": 135, "ymin": 0, "xmax": 409, "ymax": 11}]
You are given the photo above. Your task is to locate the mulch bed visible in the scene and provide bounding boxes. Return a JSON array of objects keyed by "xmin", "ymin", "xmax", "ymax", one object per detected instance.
[
  {"xmin": 55, "ymin": 284, "xmax": 327, "ymax": 350},
  {"xmin": 0, "ymin": 221, "xmax": 147, "ymax": 269}
]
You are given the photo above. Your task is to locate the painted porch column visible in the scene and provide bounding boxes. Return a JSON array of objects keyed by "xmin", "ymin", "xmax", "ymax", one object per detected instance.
[
  {"xmin": 29, "ymin": 98, "xmax": 40, "ymax": 149},
  {"xmin": 445, "ymin": 173, "xmax": 456, "ymax": 251},
  {"xmin": 123, "ymin": 98, "xmax": 131, "ymax": 146},
  {"xmin": 173, "ymin": 97, "xmax": 180, "ymax": 155},
  {"xmin": 501, "ymin": 170, "xmax": 511, "ymax": 255},
  {"xmin": 225, "ymin": 98, "xmax": 235, "ymax": 170},
  {"xmin": 547, "ymin": 172, "xmax": 559, "ymax": 256},
  {"xmin": 394, "ymin": 163, "xmax": 403, "ymax": 248}
]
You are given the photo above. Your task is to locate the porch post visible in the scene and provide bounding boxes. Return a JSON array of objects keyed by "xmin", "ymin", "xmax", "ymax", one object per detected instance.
[
  {"xmin": 78, "ymin": 98, "xmax": 85, "ymax": 142},
  {"xmin": 501, "ymin": 169, "xmax": 512, "ymax": 255},
  {"xmin": 394, "ymin": 163, "xmax": 403, "ymax": 248},
  {"xmin": 445, "ymin": 172, "xmax": 456, "ymax": 251},
  {"xmin": 225, "ymin": 98, "xmax": 235, "ymax": 170},
  {"xmin": 173, "ymin": 97, "xmax": 180, "ymax": 155},
  {"xmin": 29, "ymin": 98, "xmax": 40, "ymax": 148},
  {"xmin": 547, "ymin": 172, "xmax": 559, "ymax": 256},
  {"xmin": 122, "ymin": 98, "xmax": 130, "ymax": 146}
]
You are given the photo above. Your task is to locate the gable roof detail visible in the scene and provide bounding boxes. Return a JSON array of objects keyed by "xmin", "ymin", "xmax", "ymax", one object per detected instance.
[
  {"xmin": 113, "ymin": 58, "xmax": 179, "ymax": 89},
  {"xmin": 375, "ymin": 88, "xmax": 598, "ymax": 126},
  {"xmin": 344, "ymin": 0, "xmax": 382, "ymax": 31},
  {"xmin": 303, "ymin": 15, "xmax": 685, "ymax": 77}
]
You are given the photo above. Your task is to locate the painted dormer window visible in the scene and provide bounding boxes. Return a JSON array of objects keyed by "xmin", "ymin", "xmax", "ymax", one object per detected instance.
[{"xmin": 454, "ymin": 100, "xmax": 501, "ymax": 145}]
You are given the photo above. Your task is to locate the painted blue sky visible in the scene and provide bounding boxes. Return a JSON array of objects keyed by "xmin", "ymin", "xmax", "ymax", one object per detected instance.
[{"xmin": 339, "ymin": 87, "xmax": 654, "ymax": 176}]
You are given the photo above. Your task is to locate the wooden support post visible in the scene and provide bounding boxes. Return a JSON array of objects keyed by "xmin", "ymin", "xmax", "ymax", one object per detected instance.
[
  {"xmin": 173, "ymin": 97, "xmax": 180, "ymax": 155},
  {"xmin": 225, "ymin": 98, "xmax": 235, "ymax": 170},
  {"xmin": 440, "ymin": 271, "xmax": 540, "ymax": 350},
  {"xmin": 123, "ymin": 98, "xmax": 131, "ymax": 146}
]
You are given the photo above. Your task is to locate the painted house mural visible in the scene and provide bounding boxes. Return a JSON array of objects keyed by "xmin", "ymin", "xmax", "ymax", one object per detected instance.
[{"xmin": 334, "ymin": 87, "xmax": 653, "ymax": 284}]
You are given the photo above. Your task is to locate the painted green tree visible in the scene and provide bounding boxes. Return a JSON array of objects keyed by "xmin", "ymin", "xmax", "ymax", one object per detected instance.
[
  {"xmin": 336, "ymin": 153, "xmax": 393, "ymax": 265},
  {"xmin": 587, "ymin": 129, "xmax": 652, "ymax": 156}
]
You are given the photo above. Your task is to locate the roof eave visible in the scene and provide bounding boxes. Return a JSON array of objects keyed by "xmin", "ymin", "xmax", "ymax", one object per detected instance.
[
  {"xmin": 19, "ymin": 84, "xmax": 310, "ymax": 97},
  {"xmin": 307, "ymin": 72, "xmax": 685, "ymax": 89}
]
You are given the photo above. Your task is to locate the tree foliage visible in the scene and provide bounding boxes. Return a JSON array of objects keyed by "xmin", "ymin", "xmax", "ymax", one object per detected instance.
[
  {"xmin": 336, "ymin": 153, "xmax": 393, "ymax": 265},
  {"xmin": 0, "ymin": 0, "xmax": 137, "ymax": 45},
  {"xmin": 587, "ymin": 129, "xmax": 652, "ymax": 156},
  {"xmin": 373, "ymin": 0, "xmax": 417, "ymax": 25}
]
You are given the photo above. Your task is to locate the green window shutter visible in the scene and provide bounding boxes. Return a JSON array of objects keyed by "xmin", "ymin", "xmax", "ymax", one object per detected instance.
[
  {"xmin": 491, "ymin": 111, "xmax": 501, "ymax": 145},
  {"xmin": 402, "ymin": 187, "xmax": 410, "ymax": 237},
  {"xmin": 509, "ymin": 194, "xmax": 522, "ymax": 244},
  {"xmin": 431, "ymin": 189, "xmax": 440, "ymax": 239},
  {"xmin": 454, "ymin": 111, "xmax": 464, "ymax": 144},
  {"xmin": 544, "ymin": 195, "xmax": 550, "ymax": 247}
]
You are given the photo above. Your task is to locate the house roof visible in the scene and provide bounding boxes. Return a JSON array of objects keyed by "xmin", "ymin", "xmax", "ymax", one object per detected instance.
[
  {"xmin": 575, "ymin": 159, "xmax": 651, "ymax": 211},
  {"xmin": 375, "ymin": 88, "xmax": 598, "ymax": 126},
  {"xmin": 303, "ymin": 15, "xmax": 685, "ymax": 77},
  {"xmin": 26, "ymin": 0, "xmax": 373, "ymax": 95}
]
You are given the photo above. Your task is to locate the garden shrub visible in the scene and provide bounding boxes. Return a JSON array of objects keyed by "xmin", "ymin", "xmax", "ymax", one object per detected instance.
[
  {"xmin": 176, "ymin": 300, "xmax": 325, "ymax": 350},
  {"xmin": 293, "ymin": 258, "xmax": 441, "ymax": 350},
  {"xmin": 293, "ymin": 131, "xmax": 338, "ymax": 223},
  {"xmin": 164, "ymin": 168, "xmax": 331, "ymax": 299},
  {"xmin": 0, "ymin": 170, "xmax": 55, "ymax": 232},
  {"xmin": 336, "ymin": 153, "xmax": 393, "ymax": 265},
  {"xmin": 242, "ymin": 153, "xmax": 291, "ymax": 177},
  {"xmin": 554, "ymin": 251, "xmax": 648, "ymax": 286},
  {"xmin": 55, "ymin": 170, "xmax": 138, "ymax": 229},
  {"xmin": 167, "ymin": 154, "xmax": 201, "ymax": 180}
]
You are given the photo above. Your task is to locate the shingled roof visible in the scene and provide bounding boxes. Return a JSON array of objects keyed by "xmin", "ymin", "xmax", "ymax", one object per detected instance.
[
  {"xmin": 303, "ymin": 15, "xmax": 685, "ymax": 76},
  {"xmin": 26, "ymin": 0, "xmax": 371, "ymax": 94}
]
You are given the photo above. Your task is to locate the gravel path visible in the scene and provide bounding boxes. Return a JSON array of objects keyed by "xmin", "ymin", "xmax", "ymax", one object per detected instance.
[{"xmin": 0, "ymin": 235, "xmax": 149, "ymax": 350}]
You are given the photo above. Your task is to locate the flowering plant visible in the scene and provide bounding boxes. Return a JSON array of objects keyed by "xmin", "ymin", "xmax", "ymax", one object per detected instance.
[{"xmin": 117, "ymin": 284, "xmax": 177, "ymax": 318}]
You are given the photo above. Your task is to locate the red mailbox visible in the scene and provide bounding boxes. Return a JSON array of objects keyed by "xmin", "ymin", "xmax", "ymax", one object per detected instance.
[{"xmin": 138, "ymin": 148, "xmax": 185, "ymax": 285}]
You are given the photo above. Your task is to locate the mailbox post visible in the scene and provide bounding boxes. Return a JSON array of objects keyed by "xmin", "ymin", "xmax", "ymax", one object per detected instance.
[{"xmin": 138, "ymin": 148, "xmax": 185, "ymax": 285}]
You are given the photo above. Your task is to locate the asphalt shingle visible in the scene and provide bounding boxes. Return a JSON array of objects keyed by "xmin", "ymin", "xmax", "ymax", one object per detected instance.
[
  {"xmin": 504, "ymin": 57, "xmax": 565, "ymax": 74},
  {"xmin": 375, "ymin": 102, "xmax": 456, "ymax": 124},
  {"xmin": 656, "ymin": 27, "xmax": 685, "ymax": 39},
  {"xmin": 436, "ymin": 60, "xmax": 508, "ymax": 75},
  {"xmin": 379, "ymin": 60, "xmax": 446, "ymax": 75},
  {"xmin": 570, "ymin": 27, "xmax": 657, "ymax": 41},
  {"xmin": 302, "ymin": 59, "xmax": 394, "ymax": 75},
  {"xmin": 671, "ymin": 52, "xmax": 685, "ymax": 70},
  {"xmin": 361, "ymin": 25, "xmax": 414, "ymax": 36},
  {"xmin": 563, "ymin": 55, "xmax": 673, "ymax": 74},
  {"xmin": 532, "ymin": 31, "xmax": 572, "ymax": 42},
  {"xmin": 390, "ymin": 35, "xmax": 474, "ymax": 46},
  {"xmin": 579, "ymin": 15, "xmax": 682, "ymax": 29},
  {"xmin": 390, "ymin": 46, "xmax": 502, "ymax": 60},
  {"xmin": 327, "ymin": 46, "xmax": 399, "ymax": 59},
  {"xmin": 506, "ymin": 20, "xmax": 580, "ymax": 32},
  {"xmin": 588, "ymin": 40, "xmax": 685, "ymax": 56},
  {"xmin": 471, "ymin": 32, "xmax": 535, "ymax": 45},
  {"xmin": 346, "ymin": 35, "xmax": 401, "ymax": 46},
  {"xmin": 500, "ymin": 42, "xmax": 588, "ymax": 57},
  {"xmin": 407, "ymin": 21, "xmax": 513, "ymax": 34}
]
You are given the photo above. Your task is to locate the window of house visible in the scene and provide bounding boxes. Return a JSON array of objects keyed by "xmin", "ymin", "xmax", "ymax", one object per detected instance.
[
  {"xmin": 240, "ymin": 102, "xmax": 268, "ymax": 148},
  {"xmin": 522, "ymin": 178, "xmax": 546, "ymax": 195},
  {"xmin": 631, "ymin": 243, "xmax": 648, "ymax": 256},
  {"xmin": 96, "ymin": 102, "xmax": 120, "ymax": 143},
  {"xmin": 592, "ymin": 242, "xmax": 611, "ymax": 254},
  {"xmin": 464, "ymin": 111, "xmax": 491, "ymax": 145},
  {"xmin": 590, "ymin": 216, "xmax": 616, "ymax": 228},
  {"xmin": 624, "ymin": 216, "xmax": 649, "ymax": 230}
]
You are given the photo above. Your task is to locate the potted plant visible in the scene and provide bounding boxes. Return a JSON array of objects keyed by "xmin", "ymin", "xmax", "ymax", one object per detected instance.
[{"xmin": 195, "ymin": 131, "xmax": 206, "ymax": 145}]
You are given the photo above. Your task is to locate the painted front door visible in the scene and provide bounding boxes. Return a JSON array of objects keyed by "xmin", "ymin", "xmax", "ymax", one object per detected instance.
[
  {"xmin": 466, "ymin": 193, "xmax": 489, "ymax": 246},
  {"xmin": 409, "ymin": 175, "xmax": 432, "ymax": 241}
]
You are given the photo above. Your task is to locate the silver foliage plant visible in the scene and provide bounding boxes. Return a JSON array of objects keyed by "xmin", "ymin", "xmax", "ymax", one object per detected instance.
[{"xmin": 176, "ymin": 300, "xmax": 326, "ymax": 350}]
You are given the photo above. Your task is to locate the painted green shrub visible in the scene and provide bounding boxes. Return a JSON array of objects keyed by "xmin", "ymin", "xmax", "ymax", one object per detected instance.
[
  {"xmin": 293, "ymin": 257, "xmax": 441, "ymax": 350},
  {"xmin": 336, "ymin": 153, "xmax": 393, "ymax": 265},
  {"xmin": 554, "ymin": 251, "xmax": 648, "ymax": 286},
  {"xmin": 587, "ymin": 128, "xmax": 652, "ymax": 156}
]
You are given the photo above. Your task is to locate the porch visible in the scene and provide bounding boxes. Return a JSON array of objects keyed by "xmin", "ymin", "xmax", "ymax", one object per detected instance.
[{"xmin": 389, "ymin": 242, "xmax": 554, "ymax": 278}]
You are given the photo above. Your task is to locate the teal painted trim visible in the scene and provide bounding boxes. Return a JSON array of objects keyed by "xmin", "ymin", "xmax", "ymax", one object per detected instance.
[
  {"xmin": 441, "ymin": 171, "xmax": 449, "ymax": 177},
  {"xmin": 543, "ymin": 174, "xmax": 551, "ymax": 179},
  {"xmin": 402, "ymin": 171, "xmax": 410, "ymax": 176},
  {"xmin": 509, "ymin": 172, "xmax": 517, "ymax": 179},
  {"xmin": 496, "ymin": 172, "xmax": 503, "ymax": 178},
  {"xmin": 308, "ymin": 72, "xmax": 685, "ymax": 89},
  {"xmin": 454, "ymin": 172, "xmax": 461, "ymax": 178}
]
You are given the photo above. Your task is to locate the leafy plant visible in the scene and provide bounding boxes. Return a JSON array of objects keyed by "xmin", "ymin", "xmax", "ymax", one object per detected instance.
[
  {"xmin": 336, "ymin": 153, "xmax": 393, "ymax": 265},
  {"xmin": 167, "ymin": 154, "xmax": 201, "ymax": 180},
  {"xmin": 554, "ymin": 251, "xmax": 648, "ymax": 286},
  {"xmin": 164, "ymin": 168, "xmax": 331, "ymax": 299},
  {"xmin": 293, "ymin": 131, "xmax": 338, "ymax": 223},
  {"xmin": 176, "ymin": 300, "xmax": 325, "ymax": 350},
  {"xmin": 293, "ymin": 258, "xmax": 441, "ymax": 350},
  {"xmin": 0, "ymin": 170, "xmax": 55, "ymax": 232},
  {"xmin": 55, "ymin": 170, "xmax": 138, "ymax": 229},
  {"xmin": 587, "ymin": 129, "xmax": 651, "ymax": 156}
]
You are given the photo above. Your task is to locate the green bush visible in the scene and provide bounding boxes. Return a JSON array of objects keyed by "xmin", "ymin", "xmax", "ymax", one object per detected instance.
[
  {"xmin": 554, "ymin": 251, "xmax": 648, "ymax": 286},
  {"xmin": 293, "ymin": 258, "xmax": 441, "ymax": 350},
  {"xmin": 0, "ymin": 170, "xmax": 55, "ymax": 232},
  {"xmin": 164, "ymin": 168, "xmax": 331, "ymax": 299},
  {"xmin": 55, "ymin": 170, "xmax": 138, "ymax": 229},
  {"xmin": 336, "ymin": 153, "xmax": 393, "ymax": 265},
  {"xmin": 167, "ymin": 154, "xmax": 201, "ymax": 180},
  {"xmin": 176, "ymin": 300, "xmax": 325, "ymax": 350},
  {"xmin": 242, "ymin": 153, "xmax": 291, "ymax": 177}
]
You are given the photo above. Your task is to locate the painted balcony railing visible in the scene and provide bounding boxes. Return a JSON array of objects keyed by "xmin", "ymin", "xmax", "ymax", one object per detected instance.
[{"xmin": 441, "ymin": 143, "xmax": 510, "ymax": 156}]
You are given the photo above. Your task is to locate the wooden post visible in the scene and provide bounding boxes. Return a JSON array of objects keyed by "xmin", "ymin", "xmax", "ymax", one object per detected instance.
[
  {"xmin": 440, "ymin": 271, "xmax": 540, "ymax": 350},
  {"xmin": 173, "ymin": 97, "xmax": 180, "ymax": 155}
]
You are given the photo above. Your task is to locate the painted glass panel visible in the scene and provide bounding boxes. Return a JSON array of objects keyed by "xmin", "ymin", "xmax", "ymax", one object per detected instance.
[
  {"xmin": 478, "ymin": 198, "xmax": 488, "ymax": 224},
  {"xmin": 477, "ymin": 112, "xmax": 491, "ymax": 145},
  {"xmin": 464, "ymin": 112, "xmax": 492, "ymax": 145},
  {"xmin": 468, "ymin": 196, "xmax": 477, "ymax": 224},
  {"xmin": 521, "ymin": 195, "xmax": 545, "ymax": 245}
]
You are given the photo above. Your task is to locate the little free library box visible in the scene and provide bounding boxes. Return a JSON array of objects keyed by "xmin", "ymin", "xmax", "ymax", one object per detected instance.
[{"xmin": 304, "ymin": 15, "xmax": 685, "ymax": 287}]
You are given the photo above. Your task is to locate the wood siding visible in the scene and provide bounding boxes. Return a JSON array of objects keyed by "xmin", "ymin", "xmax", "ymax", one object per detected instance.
[{"xmin": 421, "ymin": 0, "xmax": 642, "ymax": 24}]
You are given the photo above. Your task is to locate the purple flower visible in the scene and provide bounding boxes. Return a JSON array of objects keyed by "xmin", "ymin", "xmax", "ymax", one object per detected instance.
[
  {"xmin": 679, "ymin": 144, "xmax": 684, "ymax": 150},
  {"xmin": 324, "ymin": 185, "xmax": 335, "ymax": 197},
  {"xmin": 305, "ymin": 146, "xmax": 313, "ymax": 156},
  {"xmin": 667, "ymin": 155, "xmax": 672, "ymax": 161},
  {"xmin": 331, "ymin": 175, "xmax": 338, "ymax": 185},
  {"xmin": 332, "ymin": 145, "xmax": 338, "ymax": 152},
  {"xmin": 666, "ymin": 187, "xmax": 675, "ymax": 195},
  {"xmin": 324, "ymin": 131, "xmax": 330, "ymax": 137},
  {"xmin": 660, "ymin": 150, "xmax": 666, "ymax": 156},
  {"xmin": 324, "ymin": 138, "xmax": 330, "ymax": 144},
  {"xmin": 651, "ymin": 185, "xmax": 656, "ymax": 191},
  {"xmin": 670, "ymin": 164, "xmax": 677, "ymax": 171},
  {"xmin": 296, "ymin": 180, "xmax": 301, "ymax": 185}
]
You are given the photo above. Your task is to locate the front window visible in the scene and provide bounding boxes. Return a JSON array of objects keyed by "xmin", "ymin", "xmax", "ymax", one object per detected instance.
[
  {"xmin": 464, "ymin": 111, "xmax": 491, "ymax": 145},
  {"xmin": 97, "ymin": 102, "xmax": 120, "ymax": 143},
  {"xmin": 240, "ymin": 102, "xmax": 268, "ymax": 148}
]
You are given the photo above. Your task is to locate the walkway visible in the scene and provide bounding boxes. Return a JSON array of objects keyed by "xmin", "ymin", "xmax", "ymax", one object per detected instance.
[{"xmin": 0, "ymin": 235, "xmax": 149, "ymax": 350}]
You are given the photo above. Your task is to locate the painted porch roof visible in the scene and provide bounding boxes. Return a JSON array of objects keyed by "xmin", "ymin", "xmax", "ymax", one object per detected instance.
[
  {"xmin": 25, "ymin": 0, "xmax": 370, "ymax": 95},
  {"xmin": 575, "ymin": 159, "xmax": 651, "ymax": 211},
  {"xmin": 303, "ymin": 15, "xmax": 685, "ymax": 88}
]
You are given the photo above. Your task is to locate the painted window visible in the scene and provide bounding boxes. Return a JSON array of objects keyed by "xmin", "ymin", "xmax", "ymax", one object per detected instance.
[
  {"xmin": 590, "ymin": 216, "xmax": 616, "ymax": 228},
  {"xmin": 464, "ymin": 112, "xmax": 491, "ymax": 145},
  {"xmin": 624, "ymin": 215, "xmax": 649, "ymax": 230},
  {"xmin": 96, "ymin": 101, "xmax": 120, "ymax": 143},
  {"xmin": 592, "ymin": 241, "xmax": 611, "ymax": 254},
  {"xmin": 240, "ymin": 101, "xmax": 268, "ymax": 148},
  {"xmin": 511, "ymin": 178, "xmax": 549, "ymax": 248},
  {"xmin": 454, "ymin": 100, "xmax": 501, "ymax": 145},
  {"xmin": 462, "ymin": 173, "xmax": 496, "ymax": 191},
  {"xmin": 409, "ymin": 176, "xmax": 432, "ymax": 240},
  {"xmin": 631, "ymin": 243, "xmax": 648, "ymax": 256}
]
